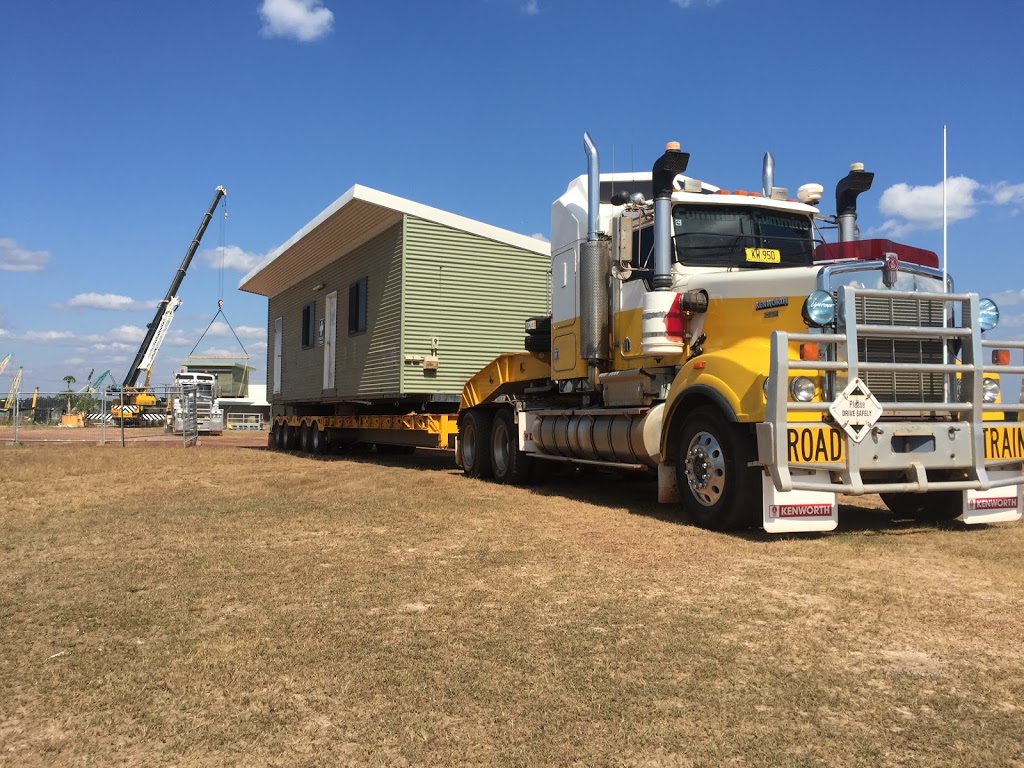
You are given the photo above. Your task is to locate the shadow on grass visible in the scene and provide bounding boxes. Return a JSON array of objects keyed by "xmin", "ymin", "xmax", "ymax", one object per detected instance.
[{"xmin": 260, "ymin": 445, "xmax": 986, "ymax": 539}]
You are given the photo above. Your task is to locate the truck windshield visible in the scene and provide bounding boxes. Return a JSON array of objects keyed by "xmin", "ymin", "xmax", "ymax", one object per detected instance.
[{"xmin": 672, "ymin": 205, "xmax": 814, "ymax": 268}]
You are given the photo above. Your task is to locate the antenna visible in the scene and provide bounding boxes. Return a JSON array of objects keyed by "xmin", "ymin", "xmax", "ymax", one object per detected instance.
[{"xmin": 942, "ymin": 124, "xmax": 948, "ymax": 294}]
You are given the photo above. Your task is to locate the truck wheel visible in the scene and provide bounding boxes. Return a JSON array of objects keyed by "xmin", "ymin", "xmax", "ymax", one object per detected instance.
[
  {"xmin": 282, "ymin": 424, "xmax": 297, "ymax": 450},
  {"xmin": 267, "ymin": 427, "xmax": 278, "ymax": 450},
  {"xmin": 490, "ymin": 408, "xmax": 532, "ymax": 485},
  {"xmin": 311, "ymin": 427, "xmax": 329, "ymax": 455},
  {"xmin": 880, "ymin": 492, "xmax": 962, "ymax": 523},
  {"xmin": 461, "ymin": 409, "xmax": 493, "ymax": 479},
  {"xmin": 675, "ymin": 406, "xmax": 758, "ymax": 531},
  {"xmin": 274, "ymin": 424, "xmax": 286, "ymax": 450}
]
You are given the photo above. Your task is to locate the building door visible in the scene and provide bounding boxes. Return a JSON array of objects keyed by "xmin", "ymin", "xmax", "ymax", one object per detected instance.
[
  {"xmin": 273, "ymin": 316, "xmax": 283, "ymax": 395},
  {"xmin": 323, "ymin": 291, "xmax": 337, "ymax": 390}
]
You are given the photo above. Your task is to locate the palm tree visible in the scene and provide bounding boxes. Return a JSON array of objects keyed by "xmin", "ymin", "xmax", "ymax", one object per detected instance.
[{"xmin": 62, "ymin": 375, "xmax": 76, "ymax": 414}]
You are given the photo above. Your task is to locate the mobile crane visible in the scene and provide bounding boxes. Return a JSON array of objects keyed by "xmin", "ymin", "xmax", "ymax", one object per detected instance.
[{"xmin": 112, "ymin": 186, "xmax": 226, "ymax": 424}]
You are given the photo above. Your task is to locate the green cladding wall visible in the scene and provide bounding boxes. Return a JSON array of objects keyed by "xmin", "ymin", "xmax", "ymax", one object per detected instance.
[{"xmin": 400, "ymin": 216, "xmax": 550, "ymax": 395}]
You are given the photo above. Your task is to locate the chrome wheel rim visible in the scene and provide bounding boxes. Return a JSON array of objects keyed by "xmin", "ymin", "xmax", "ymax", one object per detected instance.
[{"xmin": 685, "ymin": 430, "xmax": 726, "ymax": 507}]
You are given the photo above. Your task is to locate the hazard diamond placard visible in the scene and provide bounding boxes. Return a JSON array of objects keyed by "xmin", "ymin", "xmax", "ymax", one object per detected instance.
[{"xmin": 828, "ymin": 377, "xmax": 883, "ymax": 443}]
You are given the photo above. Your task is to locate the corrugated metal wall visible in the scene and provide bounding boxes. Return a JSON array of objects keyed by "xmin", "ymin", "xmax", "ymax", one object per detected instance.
[
  {"xmin": 267, "ymin": 223, "xmax": 403, "ymax": 404},
  {"xmin": 401, "ymin": 216, "xmax": 551, "ymax": 395}
]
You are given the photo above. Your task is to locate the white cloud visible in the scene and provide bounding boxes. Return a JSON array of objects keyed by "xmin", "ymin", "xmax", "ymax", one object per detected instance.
[
  {"xmin": 992, "ymin": 288, "xmax": 1024, "ymax": 308},
  {"xmin": 991, "ymin": 182, "xmax": 1024, "ymax": 209},
  {"xmin": 530, "ymin": 232, "xmax": 549, "ymax": 242},
  {"xmin": 0, "ymin": 328, "xmax": 9, "ymax": 338},
  {"xmin": 22, "ymin": 330, "xmax": 76, "ymax": 343},
  {"xmin": 200, "ymin": 321, "xmax": 267, "ymax": 340},
  {"xmin": 876, "ymin": 176, "xmax": 981, "ymax": 237},
  {"xmin": 259, "ymin": 0, "xmax": 333, "ymax": 42},
  {"xmin": 55, "ymin": 292, "xmax": 156, "ymax": 311},
  {"xmin": 191, "ymin": 346, "xmax": 244, "ymax": 357},
  {"xmin": 522, "ymin": 0, "xmax": 539, "ymax": 15},
  {"xmin": 106, "ymin": 325, "xmax": 146, "ymax": 344},
  {"xmin": 87, "ymin": 341, "xmax": 137, "ymax": 354},
  {"xmin": 0, "ymin": 238, "xmax": 50, "ymax": 272},
  {"xmin": 670, "ymin": 0, "xmax": 723, "ymax": 7},
  {"xmin": 200, "ymin": 245, "xmax": 264, "ymax": 272}
]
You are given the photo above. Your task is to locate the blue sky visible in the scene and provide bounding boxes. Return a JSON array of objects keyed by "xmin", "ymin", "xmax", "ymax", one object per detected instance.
[{"xmin": 2, "ymin": 0, "xmax": 1023, "ymax": 393}]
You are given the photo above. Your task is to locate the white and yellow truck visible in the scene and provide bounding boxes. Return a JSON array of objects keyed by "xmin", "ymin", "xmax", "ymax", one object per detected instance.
[
  {"xmin": 454, "ymin": 133, "xmax": 1023, "ymax": 532},
  {"xmin": 270, "ymin": 134, "xmax": 1023, "ymax": 533}
]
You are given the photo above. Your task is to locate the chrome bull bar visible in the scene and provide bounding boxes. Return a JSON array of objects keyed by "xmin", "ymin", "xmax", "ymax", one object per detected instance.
[{"xmin": 758, "ymin": 286, "xmax": 1024, "ymax": 494}]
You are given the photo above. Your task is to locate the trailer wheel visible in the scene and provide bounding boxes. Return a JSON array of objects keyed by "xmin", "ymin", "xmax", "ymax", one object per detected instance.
[
  {"xmin": 273, "ymin": 424, "xmax": 285, "ymax": 450},
  {"xmin": 311, "ymin": 427, "xmax": 329, "ymax": 455},
  {"xmin": 880, "ymin": 492, "xmax": 962, "ymax": 523},
  {"xmin": 490, "ymin": 409, "xmax": 532, "ymax": 485},
  {"xmin": 300, "ymin": 424, "xmax": 316, "ymax": 453},
  {"xmin": 461, "ymin": 409, "xmax": 493, "ymax": 479},
  {"xmin": 282, "ymin": 424, "xmax": 297, "ymax": 451},
  {"xmin": 675, "ymin": 406, "xmax": 758, "ymax": 531}
]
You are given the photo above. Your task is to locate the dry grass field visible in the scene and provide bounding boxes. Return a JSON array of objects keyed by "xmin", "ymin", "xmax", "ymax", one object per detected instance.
[{"xmin": 2, "ymin": 444, "xmax": 1022, "ymax": 767}]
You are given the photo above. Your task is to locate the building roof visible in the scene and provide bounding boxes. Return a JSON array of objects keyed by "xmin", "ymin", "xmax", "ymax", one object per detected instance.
[{"xmin": 238, "ymin": 184, "xmax": 550, "ymax": 298}]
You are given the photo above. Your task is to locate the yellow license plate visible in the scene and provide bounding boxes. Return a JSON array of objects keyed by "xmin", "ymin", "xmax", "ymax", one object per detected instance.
[
  {"xmin": 983, "ymin": 425, "xmax": 1024, "ymax": 461},
  {"xmin": 746, "ymin": 247, "xmax": 781, "ymax": 264},
  {"xmin": 787, "ymin": 426, "xmax": 845, "ymax": 464}
]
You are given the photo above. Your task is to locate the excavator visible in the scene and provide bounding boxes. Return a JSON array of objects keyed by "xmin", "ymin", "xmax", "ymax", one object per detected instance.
[{"xmin": 112, "ymin": 186, "xmax": 227, "ymax": 424}]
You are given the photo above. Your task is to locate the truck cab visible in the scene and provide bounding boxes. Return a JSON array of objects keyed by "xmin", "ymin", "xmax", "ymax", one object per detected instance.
[{"xmin": 171, "ymin": 369, "xmax": 224, "ymax": 435}]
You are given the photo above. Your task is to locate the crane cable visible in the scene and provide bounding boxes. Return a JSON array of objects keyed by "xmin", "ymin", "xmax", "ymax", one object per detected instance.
[{"xmin": 189, "ymin": 193, "xmax": 249, "ymax": 368}]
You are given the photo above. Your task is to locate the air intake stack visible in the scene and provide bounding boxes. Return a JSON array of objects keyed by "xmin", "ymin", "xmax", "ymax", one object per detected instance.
[{"xmin": 835, "ymin": 163, "xmax": 874, "ymax": 243}]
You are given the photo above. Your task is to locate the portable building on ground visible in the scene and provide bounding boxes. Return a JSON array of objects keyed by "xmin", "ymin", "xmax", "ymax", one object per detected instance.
[{"xmin": 239, "ymin": 185, "xmax": 551, "ymax": 419}]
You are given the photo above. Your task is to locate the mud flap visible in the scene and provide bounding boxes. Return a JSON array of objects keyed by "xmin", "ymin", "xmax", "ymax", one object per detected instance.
[
  {"xmin": 761, "ymin": 472, "xmax": 838, "ymax": 533},
  {"xmin": 658, "ymin": 463, "xmax": 679, "ymax": 504},
  {"xmin": 963, "ymin": 469, "xmax": 1023, "ymax": 524}
]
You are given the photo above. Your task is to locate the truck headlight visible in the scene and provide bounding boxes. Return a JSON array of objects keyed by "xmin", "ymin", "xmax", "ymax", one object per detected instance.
[
  {"xmin": 802, "ymin": 290, "xmax": 836, "ymax": 327},
  {"xmin": 790, "ymin": 376, "xmax": 815, "ymax": 402},
  {"xmin": 983, "ymin": 377, "xmax": 1000, "ymax": 403},
  {"xmin": 978, "ymin": 298, "xmax": 999, "ymax": 331}
]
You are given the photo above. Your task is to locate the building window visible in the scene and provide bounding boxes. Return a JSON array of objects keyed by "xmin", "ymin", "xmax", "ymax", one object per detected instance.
[
  {"xmin": 348, "ymin": 277, "xmax": 367, "ymax": 335},
  {"xmin": 301, "ymin": 301, "xmax": 316, "ymax": 348}
]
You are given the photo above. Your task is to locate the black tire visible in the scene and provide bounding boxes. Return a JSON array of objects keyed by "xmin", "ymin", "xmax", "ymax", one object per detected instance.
[
  {"xmin": 311, "ymin": 427, "xmax": 329, "ymax": 455},
  {"xmin": 675, "ymin": 406, "xmax": 759, "ymax": 531},
  {"xmin": 461, "ymin": 408, "xmax": 493, "ymax": 479},
  {"xmin": 490, "ymin": 409, "xmax": 532, "ymax": 485},
  {"xmin": 298, "ymin": 424, "xmax": 313, "ymax": 453},
  {"xmin": 267, "ymin": 428, "xmax": 278, "ymax": 450},
  {"xmin": 880, "ymin": 492, "xmax": 962, "ymax": 522},
  {"xmin": 282, "ymin": 424, "xmax": 297, "ymax": 451}
]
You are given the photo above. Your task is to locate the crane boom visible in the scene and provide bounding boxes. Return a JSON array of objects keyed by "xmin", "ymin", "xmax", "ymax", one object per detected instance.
[
  {"xmin": 3, "ymin": 367, "xmax": 23, "ymax": 410},
  {"xmin": 122, "ymin": 185, "xmax": 227, "ymax": 388},
  {"xmin": 0, "ymin": 353, "xmax": 11, "ymax": 378}
]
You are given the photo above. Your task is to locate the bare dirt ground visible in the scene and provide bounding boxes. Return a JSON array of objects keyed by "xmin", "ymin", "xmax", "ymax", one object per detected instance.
[{"xmin": 2, "ymin": 445, "xmax": 1022, "ymax": 767}]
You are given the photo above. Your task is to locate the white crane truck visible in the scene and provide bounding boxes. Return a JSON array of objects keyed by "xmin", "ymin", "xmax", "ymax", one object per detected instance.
[{"xmin": 272, "ymin": 135, "xmax": 1024, "ymax": 533}]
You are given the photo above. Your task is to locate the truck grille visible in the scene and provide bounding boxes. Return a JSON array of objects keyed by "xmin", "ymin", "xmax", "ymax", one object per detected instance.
[{"xmin": 854, "ymin": 295, "xmax": 946, "ymax": 403}]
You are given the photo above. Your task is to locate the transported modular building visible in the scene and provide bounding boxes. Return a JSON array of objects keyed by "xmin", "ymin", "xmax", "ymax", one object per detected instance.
[{"xmin": 239, "ymin": 185, "xmax": 551, "ymax": 442}]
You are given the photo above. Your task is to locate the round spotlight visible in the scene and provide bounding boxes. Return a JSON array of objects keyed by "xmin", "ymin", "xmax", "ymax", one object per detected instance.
[
  {"xmin": 983, "ymin": 377, "xmax": 1000, "ymax": 404},
  {"xmin": 978, "ymin": 298, "xmax": 999, "ymax": 331},
  {"xmin": 802, "ymin": 290, "xmax": 836, "ymax": 327}
]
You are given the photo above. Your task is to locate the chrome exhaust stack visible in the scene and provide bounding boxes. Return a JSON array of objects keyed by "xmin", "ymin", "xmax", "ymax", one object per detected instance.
[
  {"xmin": 580, "ymin": 132, "xmax": 609, "ymax": 363},
  {"xmin": 762, "ymin": 152, "xmax": 775, "ymax": 198}
]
